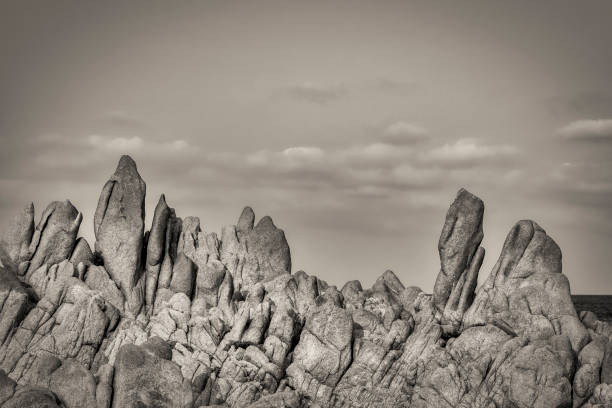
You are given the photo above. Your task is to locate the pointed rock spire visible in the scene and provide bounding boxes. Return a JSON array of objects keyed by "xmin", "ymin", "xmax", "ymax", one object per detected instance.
[
  {"xmin": 246, "ymin": 215, "xmax": 291, "ymax": 279},
  {"xmin": 433, "ymin": 188, "xmax": 484, "ymax": 314},
  {"xmin": 237, "ymin": 206, "xmax": 255, "ymax": 240},
  {"xmin": 145, "ymin": 194, "xmax": 171, "ymax": 309},
  {"xmin": 94, "ymin": 155, "xmax": 146, "ymax": 314},
  {"xmin": 70, "ymin": 237, "xmax": 94, "ymax": 266}
]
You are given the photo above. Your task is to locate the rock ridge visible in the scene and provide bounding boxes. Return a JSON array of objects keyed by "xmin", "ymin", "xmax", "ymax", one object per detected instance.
[{"xmin": 0, "ymin": 155, "xmax": 609, "ymax": 408}]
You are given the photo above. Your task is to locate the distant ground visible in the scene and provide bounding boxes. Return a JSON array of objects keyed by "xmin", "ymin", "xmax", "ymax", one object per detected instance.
[{"xmin": 572, "ymin": 295, "xmax": 612, "ymax": 323}]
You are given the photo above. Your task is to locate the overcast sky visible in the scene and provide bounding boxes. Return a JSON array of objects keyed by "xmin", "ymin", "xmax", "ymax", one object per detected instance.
[{"xmin": 1, "ymin": 0, "xmax": 611, "ymax": 293}]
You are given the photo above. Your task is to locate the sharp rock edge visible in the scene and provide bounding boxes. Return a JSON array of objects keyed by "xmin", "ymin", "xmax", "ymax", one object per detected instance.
[{"xmin": 0, "ymin": 155, "xmax": 609, "ymax": 408}]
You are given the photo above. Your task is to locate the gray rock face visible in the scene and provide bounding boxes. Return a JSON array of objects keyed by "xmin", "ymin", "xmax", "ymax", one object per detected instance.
[
  {"xmin": 94, "ymin": 155, "xmax": 146, "ymax": 316},
  {"xmin": 236, "ymin": 206, "xmax": 255, "ymax": 241},
  {"xmin": 245, "ymin": 216, "xmax": 291, "ymax": 280},
  {"xmin": 463, "ymin": 219, "xmax": 589, "ymax": 352},
  {"xmin": 112, "ymin": 338, "xmax": 191, "ymax": 408},
  {"xmin": 433, "ymin": 189, "xmax": 484, "ymax": 335},
  {"xmin": 0, "ymin": 158, "xmax": 610, "ymax": 408},
  {"xmin": 0, "ymin": 266, "xmax": 35, "ymax": 345},
  {"xmin": 289, "ymin": 303, "xmax": 353, "ymax": 392},
  {"xmin": 69, "ymin": 237, "xmax": 93, "ymax": 267},
  {"xmin": 145, "ymin": 194, "xmax": 172, "ymax": 311},
  {"xmin": 0, "ymin": 203, "xmax": 34, "ymax": 272},
  {"xmin": 433, "ymin": 189, "xmax": 484, "ymax": 313},
  {"xmin": 25, "ymin": 201, "xmax": 82, "ymax": 278}
]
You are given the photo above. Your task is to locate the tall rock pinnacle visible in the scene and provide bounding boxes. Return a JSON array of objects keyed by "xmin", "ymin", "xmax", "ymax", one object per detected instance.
[
  {"xmin": 433, "ymin": 189, "xmax": 484, "ymax": 313},
  {"xmin": 94, "ymin": 155, "xmax": 146, "ymax": 314}
]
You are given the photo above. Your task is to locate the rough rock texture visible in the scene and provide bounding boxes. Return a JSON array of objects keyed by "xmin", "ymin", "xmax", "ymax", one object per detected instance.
[
  {"xmin": 433, "ymin": 188, "xmax": 484, "ymax": 335},
  {"xmin": 94, "ymin": 155, "xmax": 146, "ymax": 316},
  {"xmin": 0, "ymin": 155, "xmax": 609, "ymax": 408}
]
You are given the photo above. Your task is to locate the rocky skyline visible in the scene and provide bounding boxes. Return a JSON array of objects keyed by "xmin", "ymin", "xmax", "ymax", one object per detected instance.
[{"xmin": 0, "ymin": 155, "xmax": 610, "ymax": 407}]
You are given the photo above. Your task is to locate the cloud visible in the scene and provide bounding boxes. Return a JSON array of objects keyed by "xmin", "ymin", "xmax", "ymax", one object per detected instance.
[
  {"xmin": 339, "ymin": 143, "xmax": 414, "ymax": 169},
  {"xmin": 528, "ymin": 161, "xmax": 612, "ymax": 212},
  {"xmin": 280, "ymin": 146, "xmax": 326, "ymax": 162},
  {"xmin": 88, "ymin": 134, "xmax": 191, "ymax": 154},
  {"xmin": 422, "ymin": 138, "xmax": 518, "ymax": 168},
  {"xmin": 12, "ymin": 119, "xmax": 525, "ymax": 226},
  {"xmin": 197, "ymin": 136, "xmax": 519, "ymax": 200},
  {"xmin": 29, "ymin": 130, "xmax": 520, "ymax": 200},
  {"xmin": 557, "ymin": 119, "xmax": 612, "ymax": 141},
  {"xmin": 382, "ymin": 121, "xmax": 429, "ymax": 145},
  {"xmin": 23, "ymin": 132, "xmax": 196, "ymax": 184},
  {"xmin": 88, "ymin": 135, "xmax": 144, "ymax": 151},
  {"xmin": 97, "ymin": 111, "xmax": 150, "ymax": 131},
  {"xmin": 375, "ymin": 78, "xmax": 417, "ymax": 94},
  {"xmin": 546, "ymin": 92, "xmax": 612, "ymax": 118},
  {"xmin": 246, "ymin": 147, "xmax": 325, "ymax": 169},
  {"xmin": 550, "ymin": 162, "xmax": 612, "ymax": 193},
  {"xmin": 285, "ymin": 82, "xmax": 347, "ymax": 104}
]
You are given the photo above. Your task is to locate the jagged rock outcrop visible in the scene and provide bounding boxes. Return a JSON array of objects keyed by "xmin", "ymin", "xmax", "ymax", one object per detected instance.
[
  {"xmin": 433, "ymin": 189, "xmax": 484, "ymax": 335},
  {"xmin": 0, "ymin": 200, "xmax": 81, "ymax": 279},
  {"xmin": 94, "ymin": 155, "xmax": 146, "ymax": 316},
  {"xmin": 0, "ymin": 203, "xmax": 35, "ymax": 273},
  {"xmin": 463, "ymin": 219, "xmax": 589, "ymax": 352},
  {"xmin": 0, "ymin": 155, "xmax": 609, "ymax": 408}
]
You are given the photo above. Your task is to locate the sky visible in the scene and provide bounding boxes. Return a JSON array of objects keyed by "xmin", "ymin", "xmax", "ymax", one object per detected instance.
[{"xmin": 1, "ymin": 0, "xmax": 611, "ymax": 293}]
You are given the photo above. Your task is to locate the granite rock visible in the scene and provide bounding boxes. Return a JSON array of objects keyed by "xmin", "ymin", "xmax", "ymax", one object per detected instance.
[
  {"xmin": 0, "ymin": 158, "xmax": 607, "ymax": 408},
  {"xmin": 94, "ymin": 155, "xmax": 146, "ymax": 316}
]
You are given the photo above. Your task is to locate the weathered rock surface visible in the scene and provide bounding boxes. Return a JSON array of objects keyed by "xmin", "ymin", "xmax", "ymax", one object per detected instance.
[
  {"xmin": 0, "ymin": 155, "xmax": 609, "ymax": 408},
  {"xmin": 433, "ymin": 189, "xmax": 484, "ymax": 335},
  {"xmin": 463, "ymin": 219, "xmax": 589, "ymax": 352},
  {"xmin": 94, "ymin": 155, "xmax": 146, "ymax": 316},
  {"xmin": 112, "ymin": 338, "xmax": 192, "ymax": 407},
  {"xmin": 0, "ymin": 203, "xmax": 35, "ymax": 272}
]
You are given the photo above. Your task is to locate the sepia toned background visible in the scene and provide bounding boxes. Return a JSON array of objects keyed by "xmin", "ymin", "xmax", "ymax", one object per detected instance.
[{"xmin": 1, "ymin": 0, "xmax": 611, "ymax": 293}]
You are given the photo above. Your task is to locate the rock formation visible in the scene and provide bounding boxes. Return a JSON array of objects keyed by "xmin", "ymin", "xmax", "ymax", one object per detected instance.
[{"xmin": 0, "ymin": 155, "xmax": 610, "ymax": 408}]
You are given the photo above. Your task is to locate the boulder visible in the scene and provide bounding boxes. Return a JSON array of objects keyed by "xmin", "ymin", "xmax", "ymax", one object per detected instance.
[
  {"xmin": 112, "ymin": 338, "xmax": 192, "ymax": 408},
  {"xmin": 84, "ymin": 264, "xmax": 125, "ymax": 314},
  {"xmin": 170, "ymin": 252, "xmax": 197, "ymax": 298},
  {"xmin": 0, "ymin": 202, "xmax": 35, "ymax": 271},
  {"xmin": 69, "ymin": 238, "xmax": 93, "ymax": 266},
  {"xmin": 27, "ymin": 200, "xmax": 82, "ymax": 277},
  {"xmin": 245, "ymin": 215, "xmax": 291, "ymax": 279},
  {"xmin": 288, "ymin": 302, "xmax": 353, "ymax": 401},
  {"xmin": 2, "ymin": 386, "xmax": 63, "ymax": 408},
  {"xmin": 463, "ymin": 220, "xmax": 589, "ymax": 352},
  {"xmin": 0, "ymin": 266, "xmax": 36, "ymax": 344}
]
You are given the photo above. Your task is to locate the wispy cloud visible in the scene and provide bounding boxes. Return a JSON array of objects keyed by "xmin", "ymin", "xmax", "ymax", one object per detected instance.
[
  {"xmin": 22, "ymin": 121, "xmax": 523, "ymax": 205},
  {"xmin": 382, "ymin": 121, "xmax": 429, "ymax": 145},
  {"xmin": 527, "ymin": 161, "xmax": 612, "ymax": 212},
  {"xmin": 375, "ymin": 78, "xmax": 417, "ymax": 94},
  {"xmin": 88, "ymin": 135, "xmax": 144, "ymax": 151},
  {"xmin": 285, "ymin": 82, "xmax": 347, "ymax": 104},
  {"xmin": 557, "ymin": 119, "xmax": 612, "ymax": 142},
  {"xmin": 422, "ymin": 138, "xmax": 518, "ymax": 168}
]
